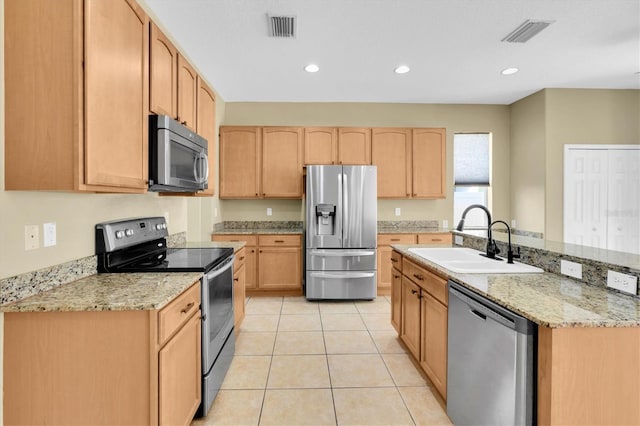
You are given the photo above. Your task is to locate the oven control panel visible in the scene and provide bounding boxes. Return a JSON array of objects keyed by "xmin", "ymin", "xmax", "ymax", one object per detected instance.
[{"xmin": 96, "ymin": 217, "xmax": 168, "ymax": 253}]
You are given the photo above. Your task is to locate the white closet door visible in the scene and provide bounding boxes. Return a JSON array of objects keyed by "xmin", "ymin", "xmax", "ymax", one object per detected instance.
[
  {"xmin": 564, "ymin": 149, "xmax": 608, "ymax": 248},
  {"xmin": 607, "ymin": 149, "xmax": 640, "ymax": 254}
]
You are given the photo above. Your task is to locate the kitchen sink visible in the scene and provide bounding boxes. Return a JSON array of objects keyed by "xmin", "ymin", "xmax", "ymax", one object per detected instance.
[{"xmin": 407, "ymin": 247, "xmax": 543, "ymax": 274}]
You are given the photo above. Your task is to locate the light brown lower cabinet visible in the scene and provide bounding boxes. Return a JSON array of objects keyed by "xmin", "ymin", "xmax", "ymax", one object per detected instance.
[
  {"xmin": 377, "ymin": 233, "xmax": 417, "ymax": 295},
  {"xmin": 397, "ymin": 254, "xmax": 449, "ymax": 401},
  {"xmin": 212, "ymin": 234, "xmax": 302, "ymax": 296},
  {"xmin": 233, "ymin": 247, "xmax": 247, "ymax": 329},
  {"xmin": 4, "ymin": 281, "xmax": 202, "ymax": 425},
  {"xmin": 390, "ymin": 254, "xmax": 402, "ymax": 332}
]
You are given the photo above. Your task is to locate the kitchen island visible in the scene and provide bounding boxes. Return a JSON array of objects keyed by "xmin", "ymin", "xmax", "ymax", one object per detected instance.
[{"xmin": 391, "ymin": 244, "xmax": 640, "ymax": 425}]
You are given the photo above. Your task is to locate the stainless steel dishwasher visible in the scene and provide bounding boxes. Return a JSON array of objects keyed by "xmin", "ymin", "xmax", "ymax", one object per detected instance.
[{"xmin": 447, "ymin": 280, "xmax": 536, "ymax": 426}]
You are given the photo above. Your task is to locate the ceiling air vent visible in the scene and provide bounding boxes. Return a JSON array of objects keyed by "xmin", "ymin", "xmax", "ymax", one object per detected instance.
[
  {"xmin": 268, "ymin": 14, "xmax": 297, "ymax": 38},
  {"xmin": 502, "ymin": 19, "xmax": 554, "ymax": 43}
]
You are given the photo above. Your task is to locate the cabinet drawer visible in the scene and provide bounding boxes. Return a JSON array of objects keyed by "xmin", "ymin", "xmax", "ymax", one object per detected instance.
[
  {"xmin": 212, "ymin": 234, "xmax": 258, "ymax": 246},
  {"xmin": 258, "ymin": 235, "xmax": 301, "ymax": 246},
  {"xmin": 390, "ymin": 250, "xmax": 403, "ymax": 272},
  {"xmin": 422, "ymin": 269, "xmax": 448, "ymax": 306},
  {"xmin": 402, "ymin": 259, "xmax": 447, "ymax": 306},
  {"xmin": 378, "ymin": 234, "xmax": 417, "ymax": 246},
  {"xmin": 417, "ymin": 233, "xmax": 452, "ymax": 245},
  {"xmin": 158, "ymin": 282, "xmax": 201, "ymax": 345},
  {"xmin": 234, "ymin": 247, "xmax": 246, "ymax": 272}
]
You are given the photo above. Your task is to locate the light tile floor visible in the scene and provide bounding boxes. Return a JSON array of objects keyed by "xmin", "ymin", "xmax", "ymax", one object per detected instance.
[{"xmin": 192, "ymin": 296, "xmax": 452, "ymax": 426}]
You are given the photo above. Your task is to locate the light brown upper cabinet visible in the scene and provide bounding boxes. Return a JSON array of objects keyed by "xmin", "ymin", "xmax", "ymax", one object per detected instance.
[
  {"xmin": 177, "ymin": 55, "xmax": 198, "ymax": 131},
  {"xmin": 372, "ymin": 127, "xmax": 446, "ymax": 198},
  {"xmin": 337, "ymin": 128, "xmax": 372, "ymax": 165},
  {"xmin": 149, "ymin": 23, "xmax": 198, "ymax": 132},
  {"xmin": 195, "ymin": 78, "xmax": 216, "ymax": 196},
  {"xmin": 219, "ymin": 127, "xmax": 303, "ymax": 199},
  {"xmin": 149, "ymin": 22, "xmax": 177, "ymax": 117},
  {"xmin": 219, "ymin": 127, "xmax": 262, "ymax": 198},
  {"xmin": 262, "ymin": 127, "xmax": 304, "ymax": 197},
  {"xmin": 372, "ymin": 128, "xmax": 412, "ymax": 197},
  {"xmin": 412, "ymin": 128, "xmax": 446, "ymax": 198},
  {"xmin": 5, "ymin": 0, "xmax": 148, "ymax": 192},
  {"xmin": 304, "ymin": 127, "xmax": 338, "ymax": 165}
]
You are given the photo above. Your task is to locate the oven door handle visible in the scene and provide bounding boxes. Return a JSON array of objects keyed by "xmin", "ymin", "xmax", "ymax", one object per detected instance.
[
  {"xmin": 205, "ymin": 255, "xmax": 235, "ymax": 279},
  {"xmin": 193, "ymin": 152, "xmax": 209, "ymax": 184}
]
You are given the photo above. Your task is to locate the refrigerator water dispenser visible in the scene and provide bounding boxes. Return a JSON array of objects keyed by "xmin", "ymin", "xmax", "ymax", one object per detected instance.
[{"xmin": 315, "ymin": 204, "xmax": 336, "ymax": 235}]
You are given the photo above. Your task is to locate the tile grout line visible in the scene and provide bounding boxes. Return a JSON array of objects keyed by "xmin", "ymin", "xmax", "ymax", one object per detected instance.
[{"xmin": 255, "ymin": 296, "xmax": 283, "ymax": 425}]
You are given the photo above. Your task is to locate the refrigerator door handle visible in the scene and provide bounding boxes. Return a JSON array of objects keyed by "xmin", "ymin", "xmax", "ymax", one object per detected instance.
[
  {"xmin": 341, "ymin": 172, "xmax": 348, "ymax": 246},
  {"xmin": 309, "ymin": 272, "xmax": 375, "ymax": 279},
  {"xmin": 309, "ymin": 249, "xmax": 376, "ymax": 257}
]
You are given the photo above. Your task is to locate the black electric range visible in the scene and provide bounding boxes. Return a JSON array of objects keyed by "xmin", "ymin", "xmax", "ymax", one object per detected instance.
[{"xmin": 95, "ymin": 217, "xmax": 232, "ymax": 273}]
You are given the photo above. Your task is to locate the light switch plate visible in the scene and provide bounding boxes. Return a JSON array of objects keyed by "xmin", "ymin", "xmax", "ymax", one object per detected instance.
[
  {"xmin": 560, "ymin": 259, "xmax": 582, "ymax": 279},
  {"xmin": 442, "ymin": 219, "xmax": 449, "ymax": 229},
  {"xmin": 607, "ymin": 270, "xmax": 638, "ymax": 295},
  {"xmin": 25, "ymin": 225, "xmax": 39, "ymax": 250},
  {"xmin": 394, "ymin": 208, "xmax": 401, "ymax": 217},
  {"xmin": 43, "ymin": 222, "xmax": 57, "ymax": 247},
  {"xmin": 267, "ymin": 208, "xmax": 273, "ymax": 216}
]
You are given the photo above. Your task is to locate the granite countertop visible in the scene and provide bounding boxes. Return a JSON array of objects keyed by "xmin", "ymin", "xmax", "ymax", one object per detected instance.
[
  {"xmin": 212, "ymin": 221, "xmax": 303, "ymax": 235},
  {"xmin": 378, "ymin": 227, "xmax": 451, "ymax": 234},
  {"xmin": 181, "ymin": 241, "xmax": 246, "ymax": 251},
  {"xmin": 392, "ymin": 244, "xmax": 640, "ymax": 328},
  {"xmin": 212, "ymin": 228, "xmax": 303, "ymax": 235},
  {"xmin": 0, "ymin": 272, "xmax": 203, "ymax": 313}
]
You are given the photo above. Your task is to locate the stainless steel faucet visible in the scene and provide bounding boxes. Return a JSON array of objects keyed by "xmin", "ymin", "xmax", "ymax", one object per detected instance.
[{"xmin": 455, "ymin": 204, "xmax": 499, "ymax": 259}]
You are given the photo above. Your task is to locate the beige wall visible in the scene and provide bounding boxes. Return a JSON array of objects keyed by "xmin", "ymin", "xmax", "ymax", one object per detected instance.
[
  {"xmin": 509, "ymin": 88, "xmax": 640, "ymax": 242},
  {"xmin": 509, "ymin": 90, "xmax": 547, "ymax": 235},
  {"xmin": 544, "ymin": 89, "xmax": 640, "ymax": 241},
  {"xmin": 221, "ymin": 102, "xmax": 512, "ymax": 225}
]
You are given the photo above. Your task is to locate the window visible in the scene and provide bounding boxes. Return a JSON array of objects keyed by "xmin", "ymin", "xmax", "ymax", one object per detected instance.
[{"xmin": 453, "ymin": 133, "xmax": 491, "ymax": 228}]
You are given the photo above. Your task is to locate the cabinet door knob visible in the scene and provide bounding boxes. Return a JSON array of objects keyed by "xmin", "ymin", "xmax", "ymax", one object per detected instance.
[{"xmin": 181, "ymin": 302, "xmax": 195, "ymax": 314}]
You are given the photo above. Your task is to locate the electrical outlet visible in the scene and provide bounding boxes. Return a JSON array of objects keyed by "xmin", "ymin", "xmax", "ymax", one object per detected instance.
[
  {"xmin": 25, "ymin": 225, "xmax": 39, "ymax": 250},
  {"xmin": 454, "ymin": 235, "xmax": 463, "ymax": 246},
  {"xmin": 214, "ymin": 207, "xmax": 219, "ymax": 217},
  {"xmin": 560, "ymin": 259, "xmax": 582, "ymax": 279},
  {"xmin": 164, "ymin": 212, "xmax": 170, "ymax": 225},
  {"xmin": 607, "ymin": 270, "xmax": 638, "ymax": 295},
  {"xmin": 394, "ymin": 208, "xmax": 401, "ymax": 217},
  {"xmin": 43, "ymin": 222, "xmax": 57, "ymax": 247},
  {"xmin": 442, "ymin": 219, "xmax": 449, "ymax": 229},
  {"xmin": 267, "ymin": 208, "xmax": 273, "ymax": 216},
  {"xmin": 511, "ymin": 219, "xmax": 517, "ymax": 229}
]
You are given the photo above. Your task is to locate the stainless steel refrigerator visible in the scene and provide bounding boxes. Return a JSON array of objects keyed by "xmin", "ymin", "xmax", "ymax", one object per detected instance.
[{"xmin": 305, "ymin": 165, "xmax": 377, "ymax": 300}]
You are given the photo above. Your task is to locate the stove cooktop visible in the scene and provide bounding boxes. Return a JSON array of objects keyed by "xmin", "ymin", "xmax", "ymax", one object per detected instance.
[{"xmin": 120, "ymin": 247, "xmax": 234, "ymax": 273}]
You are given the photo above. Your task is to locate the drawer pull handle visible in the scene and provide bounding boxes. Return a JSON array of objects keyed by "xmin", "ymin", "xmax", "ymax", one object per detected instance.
[
  {"xmin": 391, "ymin": 238, "xmax": 400, "ymax": 242},
  {"xmin": 181, "ymin": 302, "xmax": 195, "ymax": 314},
  {"xmin": 239, "ymin": 256, "xmax": 245, "ymax": 261},
  {"xmin": 413, "ymin": 273, "xmax": 424, "ymax": 281},
  {"xmin": 234, "ymin": 278, "xmax": 239, "ymax": 282},
  {"xmin": 432, "ymin": 238, "xmax": 442, "ymax": 242},
  {"xmin": 274, "ymin": 240, "xmax": 285, "ymax": 243}
]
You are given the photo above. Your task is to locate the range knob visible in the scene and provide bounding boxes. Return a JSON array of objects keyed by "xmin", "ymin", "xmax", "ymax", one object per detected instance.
[
  {"xmin": 115, "ymin": 230, "xmax": 124, "ymax": 239},
  {"xmin": 155, "ymin": 223, "xmax": 163, "ymax": 230},
  {"xmin": 125, "ymin": 229, "xmax": 134, "ymax": 237}
]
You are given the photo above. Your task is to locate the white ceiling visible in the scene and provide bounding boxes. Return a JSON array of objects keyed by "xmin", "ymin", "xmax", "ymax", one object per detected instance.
[{"xmin": 144, "ymin": 0, "xmax": 640, "ymax": 105}]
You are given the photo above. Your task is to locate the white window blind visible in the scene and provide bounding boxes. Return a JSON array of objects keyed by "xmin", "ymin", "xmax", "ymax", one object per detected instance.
[{"xmin": 454, "ymin": 133, "xmax": 490, "ymax": 186}]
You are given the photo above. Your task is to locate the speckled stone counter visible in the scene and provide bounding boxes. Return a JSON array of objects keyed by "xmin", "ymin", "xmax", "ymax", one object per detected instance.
[
  {"xmin": 393, "ymin": 244, "xmax": 640, "ymax": 328},
  {"xmin": 377, "ymin": 220, "xmax": 447, "ymax": 234},
  {"xmin": 0, "ymin": 272, "xmax": 203, "ymax": 313},
  {"xmin": 212, "ymin": 221, "xmax": 303, "ymax": 235}
]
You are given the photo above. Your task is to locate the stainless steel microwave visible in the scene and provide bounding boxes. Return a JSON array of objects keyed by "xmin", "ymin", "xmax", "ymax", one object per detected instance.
[{"xmin": 149, "ymin": 114, "xmax": 208, "ymax": 192}]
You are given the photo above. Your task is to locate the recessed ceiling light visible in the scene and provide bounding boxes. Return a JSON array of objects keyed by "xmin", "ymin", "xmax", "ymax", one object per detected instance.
[
  {"xmin": 394, "ymin": 65, "xmax": 410, "ymax": 74},
  {"xmin": 501, "ymin": 67, "xmax": 519, "ymax": 75},
  {"xmin": 304, "ymin": 64, "xmax": 319, "ymax": 73}
]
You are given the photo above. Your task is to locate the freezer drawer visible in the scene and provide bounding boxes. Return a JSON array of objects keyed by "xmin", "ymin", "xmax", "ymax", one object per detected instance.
[
  {"xmin": 305, "ymin": 271, "xmax": 376, "ymax": 300},
  {"xmin": 306, "ymin": 249, "xmax": 376, "ymax": 271}
]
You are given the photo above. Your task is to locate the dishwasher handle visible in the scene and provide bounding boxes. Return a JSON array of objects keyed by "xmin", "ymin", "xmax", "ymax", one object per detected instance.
[{"xmin": 448, "ymin": 280, "xmax": 536, "ymax": 334}]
